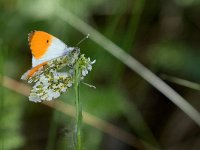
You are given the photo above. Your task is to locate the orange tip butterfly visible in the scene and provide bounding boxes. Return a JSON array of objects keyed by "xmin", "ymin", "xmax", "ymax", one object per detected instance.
[{"xmin": 21, "ymin": 30, "xmax": 77, "ymax": 80}]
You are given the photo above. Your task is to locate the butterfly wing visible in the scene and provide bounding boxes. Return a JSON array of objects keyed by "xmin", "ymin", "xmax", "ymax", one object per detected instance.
[
  {"xmin": 21, "ymin": 47, "xmax": 80, "ymax": 81},
  {"xmin": 29, "ymin": 70, "xmax": 73, "ymax": 102},
  {"xmin": 21, "ymin": 31, "xmax": 80, "ymax": 80},
  {"xmin": 28, "ymin": 31, "xmax": 73, "ymax": 67}
]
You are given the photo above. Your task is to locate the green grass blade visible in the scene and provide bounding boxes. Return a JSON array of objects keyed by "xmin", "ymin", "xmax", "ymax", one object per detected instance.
[
  {"xmin": 122, "ymin": 0, "xmax": 145, "ymax": 51},
  {"xmin": 162, "ymin": 74, "xmax": 200, "ymax": 91},
  {"xmin": 0, "ymin": 43, "xmax": 5, "ymax": 150}
]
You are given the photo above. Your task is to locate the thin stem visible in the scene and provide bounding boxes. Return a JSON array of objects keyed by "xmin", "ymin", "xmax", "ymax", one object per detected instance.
[
  {"xmin": 0, "ymin": 45, "xmax": 5, "ymax": 150},
  {"xmin": 74, "ymin": 61, "xmax": 82, "ymax": 150},
  {"xmin": 161, "ymin": 74, "xmax": 200, "ymax": 91},
  {"xmin": 0, "ymin": 80, "xmax": 4, "ymax": 150}
]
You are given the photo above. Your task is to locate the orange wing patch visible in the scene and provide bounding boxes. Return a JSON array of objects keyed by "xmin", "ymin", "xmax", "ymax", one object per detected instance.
[
  {"xmin": 28, "ymin": 62, "xmax": 47, "ymax": 77},
  {"xmin": 29, "ymin": 31, "xmax": 53, "ymax": 59}
]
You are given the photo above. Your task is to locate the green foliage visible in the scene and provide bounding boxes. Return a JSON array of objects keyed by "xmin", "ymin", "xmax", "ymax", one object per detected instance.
[
  {"xmin": 148, "ymin": 41, "xmax": 200, "ymax": 80},
  {"xmin": 64, "ymin": 85, "xmax": 125, "ymax": 119},
  {"xmin": 0, "ymin": 89, "xmax": 24, "ymax": 149},
  {"xmin": 1, "ymin": 0, "xmax": 200, "ymax": 149}
]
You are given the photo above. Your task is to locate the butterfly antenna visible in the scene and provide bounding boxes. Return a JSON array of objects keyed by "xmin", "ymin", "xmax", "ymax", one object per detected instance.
[
  {"xmin": 82, "ymin": 82, "xmax": 96, "ymax": 89},
  {"xmin": 76, "ymin": 34, "xmax": 90, "ymax": 46}
]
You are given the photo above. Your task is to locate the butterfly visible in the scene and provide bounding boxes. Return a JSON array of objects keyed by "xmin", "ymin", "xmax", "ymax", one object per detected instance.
[
  {"xmin": 21, "ymin": 30, "xmax": 79, "ymax": 81},
  {"xmin": 21, "ymin": 31, "xmax": 95, "ymax": 102},
  {"xmin": 21, "ymin": 31, "xmax": 81, "ymax": 102}
]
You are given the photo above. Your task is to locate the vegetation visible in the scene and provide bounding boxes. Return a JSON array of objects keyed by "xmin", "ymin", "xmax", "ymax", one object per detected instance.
[{"xmin": 1, "ymin": 0, "xmax": 200, "ymax": 149}]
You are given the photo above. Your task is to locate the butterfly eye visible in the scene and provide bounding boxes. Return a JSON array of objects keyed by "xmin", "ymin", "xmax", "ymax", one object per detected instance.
[{"xmin": 46, "ymin": 40, "xmax": 49, "ymax": 43}]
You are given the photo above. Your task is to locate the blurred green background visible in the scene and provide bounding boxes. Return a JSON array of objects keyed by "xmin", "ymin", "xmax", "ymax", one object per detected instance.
[{"xmin": 1, "ymin": 0, "xmax": 200, "ymax": 150}]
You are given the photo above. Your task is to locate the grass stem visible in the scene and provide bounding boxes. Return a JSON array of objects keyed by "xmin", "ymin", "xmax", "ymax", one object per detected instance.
[
  {"xmin": 74, "ymin": 61, "xmax": 82, "ymax": 150},
  {"xmin": 0, "ymin": 44, "xmax": 5, "ymax": 150}
]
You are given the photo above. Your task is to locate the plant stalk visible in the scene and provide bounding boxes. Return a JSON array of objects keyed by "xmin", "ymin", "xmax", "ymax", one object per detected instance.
[{"xmin": 74, "ymin": 61, "xmax": 82, "ymax": 150}]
